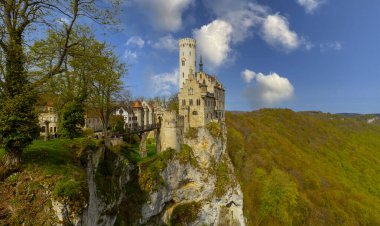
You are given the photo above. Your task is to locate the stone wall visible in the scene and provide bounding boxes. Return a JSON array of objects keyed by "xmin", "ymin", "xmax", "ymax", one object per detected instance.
[{"xmin": 160, "ymin": 111, "xmax": 180, "ymax": 152}]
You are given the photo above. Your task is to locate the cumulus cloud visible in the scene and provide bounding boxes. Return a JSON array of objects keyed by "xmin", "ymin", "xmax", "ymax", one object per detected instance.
[
  {"xmin": 320, "ymin": 41, "xmax": 342, "ymax": 52},
  {"xmin": 243, "ymin": 69, "xmax": 295, "ymax": 107},
  {"xmin": 194, "ymin": 0, "xmax": 308, "ymax": 69},
  {"xmin": 153, "ymin": 35, "xmax": 178, "ymax": 52},
  {"xmin": 150, "ymin": 69, "xmax": 179, "ymax": 96},
  {"xmin": 242, "ymin": 69, "xmax": 256, "ymax": 83},
  {"xmin": 297, "ymin": 0, "xmax": 325, "ymax": 13},
  {"xmin": 203, "ymin": 0, "xmax": 268, "ymax": 43},
  {"xmin": 261, "ymin": 14, "xmax": 301, "ymax": 51},
  {"xmin": 126, "ymin": 36, "xmax": 145, "ymax": 48},
  {"xmin": 135, "ymin": 0, "xmax": 194, "ymax": 32},
  {"xmin": 193, "ymin": 19, "xmax": 233, "ymax": 68}
]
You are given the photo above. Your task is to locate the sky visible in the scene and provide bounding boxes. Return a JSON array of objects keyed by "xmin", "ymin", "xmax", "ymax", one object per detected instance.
[{"xmin": 93, "ymin": 0, "xmax": 380, "ymax": 113}]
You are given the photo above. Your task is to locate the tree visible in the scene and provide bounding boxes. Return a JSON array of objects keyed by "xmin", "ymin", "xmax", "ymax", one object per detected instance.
[
  {"xmin": 88, "ymin": 42, "xmax": 126, "ymax": 137},
  {"xmin": 0, "ymin": 0, "xmax": 121, "ymax": 173},
  {"xmin": 60, "ymin": 101, "xmax": 85, "ymax": 139},
  {"xmin": 167, "ymin": 93, "xmax": 179, "ymax": 113},
  {"xmin": 110, "ymin": 115, "xmax": 125, "ymax": 135}
]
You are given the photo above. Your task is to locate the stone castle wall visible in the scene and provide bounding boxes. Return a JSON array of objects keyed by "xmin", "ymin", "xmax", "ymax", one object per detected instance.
[{"xmin": 159, "ymin": 111, "xmax": 181, "ymax": 152}]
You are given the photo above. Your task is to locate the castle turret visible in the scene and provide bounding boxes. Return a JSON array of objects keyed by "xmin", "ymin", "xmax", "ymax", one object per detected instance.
[{"xmin": 179, "ymin": 38, "xmax": 196, "ymax": 89}]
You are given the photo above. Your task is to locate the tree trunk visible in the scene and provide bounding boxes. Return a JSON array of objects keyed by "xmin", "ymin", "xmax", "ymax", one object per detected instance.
[{"xmin": 1, "ymin": 151, "xmax": 22, "ymax": 179}]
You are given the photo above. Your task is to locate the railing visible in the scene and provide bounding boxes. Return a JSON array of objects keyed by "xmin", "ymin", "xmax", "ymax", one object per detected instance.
[{"xmin": 124, "ymin": 123, "xmax": 160, "ymax": 135}]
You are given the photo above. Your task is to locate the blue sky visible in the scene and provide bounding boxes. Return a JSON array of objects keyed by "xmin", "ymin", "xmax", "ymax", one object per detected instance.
[{"xmin": 93, "ymin": 0, "xmax": 380, "ymax": 113}]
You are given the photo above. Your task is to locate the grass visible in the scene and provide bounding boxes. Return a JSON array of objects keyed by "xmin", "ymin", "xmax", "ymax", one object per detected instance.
[
  {"xmin": 121, "ymin": 138, "xmax": 157, "ymax": 164},
  {"xmin": 0, "ymin": 138, "xmax": 95, "ymax": 224},
  {"xmin": 226, "ymin": 109, "xmax": 380, "ymax": 226}
]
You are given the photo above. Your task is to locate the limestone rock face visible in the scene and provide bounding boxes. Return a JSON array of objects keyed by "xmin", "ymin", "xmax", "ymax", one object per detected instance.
[
  {"xmin": 51, "ymin": 145, "xmax": 134, "ymax": 226},
  {"xmin": 81, "ymin": 145, "xmax": 134, "ymax": 226},
  {"xmin": 141, "ymin": 125, "xmax": 246, "ymax": 225}
]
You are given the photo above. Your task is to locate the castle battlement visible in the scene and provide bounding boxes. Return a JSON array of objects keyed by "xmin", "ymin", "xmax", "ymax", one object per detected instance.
[{"xmin": 179, "ymin": 38, "xmax": 196, "ymax": 46}]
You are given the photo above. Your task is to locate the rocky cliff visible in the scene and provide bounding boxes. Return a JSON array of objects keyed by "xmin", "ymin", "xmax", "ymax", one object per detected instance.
[
  {"xmin": 0, "ymin": 124, "xmax": 245, "ymax": 225},
  {"xmin": 139, "ymin": 124, "xmax": 245, "ymax": 225}
]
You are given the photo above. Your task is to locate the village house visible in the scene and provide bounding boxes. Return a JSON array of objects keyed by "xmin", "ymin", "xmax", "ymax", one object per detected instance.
[{"xmin": 38, "ymin": 102, "xmax": 58, "ymax": 137}]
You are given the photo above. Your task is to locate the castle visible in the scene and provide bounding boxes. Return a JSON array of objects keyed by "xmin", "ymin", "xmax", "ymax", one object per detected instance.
[{"xmin": 159, "ymin": 38, "xmax": 225, "ymax": 151}]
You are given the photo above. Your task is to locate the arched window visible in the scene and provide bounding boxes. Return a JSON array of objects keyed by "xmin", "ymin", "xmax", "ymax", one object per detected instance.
[{"xmin": 182, "ymin": 60, "xmax": 185, "ymax": 66}]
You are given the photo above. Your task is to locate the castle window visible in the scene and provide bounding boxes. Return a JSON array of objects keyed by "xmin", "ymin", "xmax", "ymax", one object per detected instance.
[
  {"xmin": 189, "ymin": 51, "xmax": 191, "ymax": 56},
  {"xmin": 182, "ymin": 60, "xmax": 185, "ymax": 66},
  {"xmin": 192, "ymin": 111, "xmax": 198, "ymax": 115},
  {"xmin": 189, "ymin": 99, "xmax": 193, "ymax": 106},
  {"xmin": 183, "ymin": 72, "xmax": 184, "ymax": 78},
  {"xmin": 182, "ymin": 99, "xmax": 186, "ymax": 106}
]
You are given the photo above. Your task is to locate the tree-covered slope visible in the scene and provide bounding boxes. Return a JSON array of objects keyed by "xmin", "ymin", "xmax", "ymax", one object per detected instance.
[{"xmin": 226, "ymin": 109, "xmax": 380, "ymax": 226}]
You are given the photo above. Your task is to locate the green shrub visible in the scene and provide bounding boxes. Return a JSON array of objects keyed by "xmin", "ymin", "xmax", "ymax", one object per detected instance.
[
  {"xmin": 59, "ymin": 101, "xmax": 85, "ymax": 139},
  {"xmin": 138, "ymin": 148, "xmax": 175, "ymax": 191},
  {"xmin": 82, "ymin": 128, "xmax": 94, "ymax": 137},
  {"xmin": 206, "ymin": 122, "xmax": 222, "ymax": 139},
  {"xmin": 177, "ymin": 144, "xmax": 198, "ymax": 167},
  {"xmin": 185, "ymin": 127, "xmax": 198, "ymax": 139},
  {"xmin": 214, "ymin": 160, "xmax": 230, "ymax": 198}
]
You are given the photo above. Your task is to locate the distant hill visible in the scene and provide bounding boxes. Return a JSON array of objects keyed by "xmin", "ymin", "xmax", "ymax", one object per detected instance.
[{"xmin": 226, "ymin": 109, "xmax": 380, "ymax": 226}]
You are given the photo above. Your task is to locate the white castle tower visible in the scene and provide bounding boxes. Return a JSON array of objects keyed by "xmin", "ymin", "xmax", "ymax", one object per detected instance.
[{"xmin": 179, "ymin": 38, "xmax": 196, "ymax": 89}]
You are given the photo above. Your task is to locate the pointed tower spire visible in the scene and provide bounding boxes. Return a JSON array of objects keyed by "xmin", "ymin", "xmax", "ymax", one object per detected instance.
[{"xmin": 199, "ymin": 55, "xmax": 203, "ymax": 72}]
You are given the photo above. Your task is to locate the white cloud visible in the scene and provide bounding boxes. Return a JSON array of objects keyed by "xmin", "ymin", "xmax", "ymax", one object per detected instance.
[
  {"xmin": 243, "ymin": 70, "xmax": 295, "ymax": 107},
  {"xmin": 193, "ymin": 19, "xmax": 233, "ymax": 68},
  {"xmin": 320, "ymin": 41, "xmax": 342, "ymax": 52},
  {"xmin": 297, "ymin": 0, "xmax": 325, "ymax": 13},
  {"xmin": 153, "ymin": 35, "xmax": 178, "ymax": 52},
  {"xmin": 124, "ymin": 50, "xmax": 137, "ymax": 62},
  {"xmin": 195, "ymin": 0, "xmax": 308, "ymax": 69},
  {"xmin": 150, "ymin": 69, "xmax": 179, "ymax": 96},
  {"xmin": 135, "ymin": 0, "xmax": 194, "ymax": 32},
  {"xmin": 203, "ymin": 0, "xmax": 268, "ymax": 43},
  {"xmin": 261, "ymin": 14, "xmax": 301, "ymax": 51},
  {"xmin": 126, "ymin": 36, "xmax": 145, "ymax": 48},
  {"xmin": 242, "ymin": 69, "xmax": 256, "ymax": 83}
]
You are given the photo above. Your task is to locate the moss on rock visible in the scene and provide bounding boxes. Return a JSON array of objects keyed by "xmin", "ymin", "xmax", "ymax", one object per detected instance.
[{"xmin": 170, "ymin": 201, "xmax": 201, "ymax": 226}]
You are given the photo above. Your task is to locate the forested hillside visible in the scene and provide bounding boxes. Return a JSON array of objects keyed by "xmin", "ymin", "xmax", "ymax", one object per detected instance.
[{"xmin": 226, "ymin": 109, "xmax": 380, "ymax": 226}]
